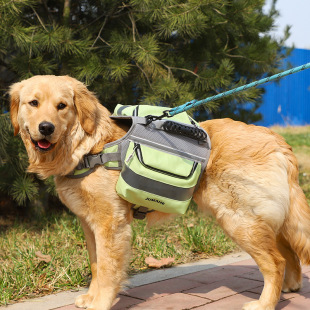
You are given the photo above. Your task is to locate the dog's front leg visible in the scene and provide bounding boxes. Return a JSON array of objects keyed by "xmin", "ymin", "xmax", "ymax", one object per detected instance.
[
  {"xmin": 87, "ymin": 214, "xmax": 132, "ymax": 310},
  {"xmin": 75, "ymin": 218, "xmax": 98, "ymax": 308}
]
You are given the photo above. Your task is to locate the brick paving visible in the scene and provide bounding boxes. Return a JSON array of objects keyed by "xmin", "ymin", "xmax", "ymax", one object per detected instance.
[{"xmin": 53, "ymin": 258, "xmax": 310, "ymax": 310}]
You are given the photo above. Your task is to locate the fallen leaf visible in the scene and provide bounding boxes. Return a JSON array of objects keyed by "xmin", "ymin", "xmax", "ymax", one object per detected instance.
[
  {"xmin": 35, "ymin": 251, "xmax": 52, "ymax": 263},
  {"xmin": 145, "ymin": 257, "xmax": 175, "ymax": 268}
]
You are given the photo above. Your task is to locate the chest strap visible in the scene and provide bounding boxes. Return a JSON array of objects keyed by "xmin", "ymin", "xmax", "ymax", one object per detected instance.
[
  {"xmin": 67, "ymin": 151, "xmax": 121, "ymax": 179},
  {"xmin": 67, "ymin": 152, "xmax": 153, "ymax": 220}
]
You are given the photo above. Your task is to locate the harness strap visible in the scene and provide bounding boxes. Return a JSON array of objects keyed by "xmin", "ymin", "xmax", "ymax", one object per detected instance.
[
  {"xmin": 132, "ymin": 206, "xmax": 154, "ymax": 220},
  {"xmin": 67, "ymin": 152, "xmax": 121, "ymax": 178},
  {"xmin": 82, "ymin": 152, "xmax": 121, "ymax": 169}
]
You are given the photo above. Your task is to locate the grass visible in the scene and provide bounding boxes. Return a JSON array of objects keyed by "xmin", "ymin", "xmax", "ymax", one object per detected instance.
[
  {"xmin": 272, "ymin": 126, "xmax": 310, "ymax": 204},
  {"xmin": 1, "ymin": 125, "xmax": 310, "ymax": 306},
  {"xmin": 272, "ymin": 126, "xmax": 310, "ymax": 173},
  {"xmin": 0, "ymin": 205, "xmax": 236, "ymax": 306},
  {"xmin": 131, "ymin": 205, "xmax": 236, "ymax": 272},
  {"xmin": 0, "ymin": 214, "xmax": 90, "ymax": 305}
]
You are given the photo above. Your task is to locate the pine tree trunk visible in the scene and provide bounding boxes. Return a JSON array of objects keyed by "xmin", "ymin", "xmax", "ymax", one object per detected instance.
[{"xmin": 63, "ymin": 0, "xmax": 71, "ymax": 25}]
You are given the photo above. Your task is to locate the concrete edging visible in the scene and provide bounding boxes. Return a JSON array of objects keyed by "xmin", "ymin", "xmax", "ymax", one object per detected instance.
[{"xmin": 1, "ymin": 251, "xmax": 251, "ymax": 310}]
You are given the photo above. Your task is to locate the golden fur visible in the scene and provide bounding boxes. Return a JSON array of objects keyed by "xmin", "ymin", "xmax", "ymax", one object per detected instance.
[{"xmin": 9, "ymin": 75, "xmax": 310, "ymax": 310}]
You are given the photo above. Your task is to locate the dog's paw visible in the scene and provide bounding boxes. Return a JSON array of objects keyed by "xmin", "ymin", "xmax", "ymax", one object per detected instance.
[
  {"xmin": 282, "ymin": 280, "xmax": 302, "ymax": 293},
  {"xmin": 282, "ymin": 278, "xmax": 302, "ymax": 293},
  {"xmin": 242, "ymin": 301, "xmax": 274, "ymax": 310},
  {"xmin": 75, "ymin": 293, "xmax": 94, "ymax": 308}
]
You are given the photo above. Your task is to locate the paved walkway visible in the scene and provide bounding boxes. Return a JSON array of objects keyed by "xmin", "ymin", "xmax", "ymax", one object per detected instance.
[{"xmin": 2, "ymin": 252, "xmax": 310, "ymax": 310}]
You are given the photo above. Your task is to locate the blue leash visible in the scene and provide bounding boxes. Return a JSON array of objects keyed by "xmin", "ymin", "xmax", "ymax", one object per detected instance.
[{"xmin": 166, "ymin": 62, "xmax": 310, "ymax": 117}]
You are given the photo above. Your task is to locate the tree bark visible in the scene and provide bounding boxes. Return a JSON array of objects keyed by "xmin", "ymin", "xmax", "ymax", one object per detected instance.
[{"xmin": 63, "ymin": 0, "xmax": 71, "ymax": 25}]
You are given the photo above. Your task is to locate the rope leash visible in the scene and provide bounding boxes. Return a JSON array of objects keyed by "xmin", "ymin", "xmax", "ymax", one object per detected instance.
[{"xmin": 161, "ymin": 62, "xmax": 310, "ymax": 117}]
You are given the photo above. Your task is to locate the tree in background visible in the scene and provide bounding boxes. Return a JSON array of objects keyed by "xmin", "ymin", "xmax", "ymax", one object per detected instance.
[
  {"xmin": 0, "ymin": 0, "xmax": 290, "ymax": 207},
  {"xmin": 1, "ymin": 0, "xmax": 290, "ymax": 116}
]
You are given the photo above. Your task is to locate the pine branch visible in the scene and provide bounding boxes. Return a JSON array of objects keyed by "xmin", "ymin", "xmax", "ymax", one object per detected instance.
[
  {"xmin": 10, "ymin": 175, "xmax": 39, "ymax": 206},
  {"xmin": 90, "ymin": 15, "xmax": 109, "ymax": 49},
  {"xmin": 30, "ymin": 5, "xmax": 47, "ymax": 32}
]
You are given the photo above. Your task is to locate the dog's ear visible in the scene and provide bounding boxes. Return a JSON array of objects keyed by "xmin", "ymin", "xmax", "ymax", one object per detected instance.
[
  {"xmin": 64, "ymin": 76, "xmax": 99, "ymax": 135},
  {"xmin": 9, "ymin": 82, "xmax": 24, "ymax": 136}
]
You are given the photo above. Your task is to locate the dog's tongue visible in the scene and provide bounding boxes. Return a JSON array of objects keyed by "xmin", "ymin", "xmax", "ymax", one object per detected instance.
[{"xmin": 38, "ymin": 139, "xmax": 51, "ymax": 149}]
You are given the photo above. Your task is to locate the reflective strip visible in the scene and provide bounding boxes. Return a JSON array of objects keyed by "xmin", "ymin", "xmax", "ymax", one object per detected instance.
[
  {"xmin": 121, "ymin": 165, "xmax": 195, "ymax": 201},
  {"xmin": 129, "ymin": 135, "xmax": 207, "ymax": 162}
]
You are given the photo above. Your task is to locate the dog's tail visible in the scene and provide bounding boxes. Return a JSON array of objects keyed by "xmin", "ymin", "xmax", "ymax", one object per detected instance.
[{"xmin": 281, "ymin": 144, "xmax": 310, "ymax": 264}]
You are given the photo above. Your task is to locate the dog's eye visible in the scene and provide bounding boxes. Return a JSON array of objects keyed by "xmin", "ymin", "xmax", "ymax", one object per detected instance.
[
  {"xmin": 57, "ymin": 103, "xmax": 66, "ymax": 110},
  {"xmin": 29, "ymin": 100, "xmax": 39, "ymax": 107}
]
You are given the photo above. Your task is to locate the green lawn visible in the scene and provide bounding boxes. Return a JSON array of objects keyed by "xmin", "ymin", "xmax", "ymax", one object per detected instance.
[
  {"xmin": 1, "ymin": 126, "xmax": 310, "ymax": 306},
  {"xmin": 0, "ymin": 204, "xmax": 237, "ymax": 306}
]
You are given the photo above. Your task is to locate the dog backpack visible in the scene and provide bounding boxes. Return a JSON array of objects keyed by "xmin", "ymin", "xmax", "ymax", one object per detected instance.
[{"xmin": 67, "ymin": 104, "xmax": 211, "ymax": 219}]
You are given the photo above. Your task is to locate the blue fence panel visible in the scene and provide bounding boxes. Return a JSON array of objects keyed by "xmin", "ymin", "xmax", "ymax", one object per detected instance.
[{"xmin": 255, "ymin": 48, "xmax": 310, "ymax": 127}]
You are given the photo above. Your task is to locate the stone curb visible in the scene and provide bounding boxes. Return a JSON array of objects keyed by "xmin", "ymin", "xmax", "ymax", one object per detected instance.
[{"xmin": 1, "ymin": 252, "xmax": 250, "ymax": 310}]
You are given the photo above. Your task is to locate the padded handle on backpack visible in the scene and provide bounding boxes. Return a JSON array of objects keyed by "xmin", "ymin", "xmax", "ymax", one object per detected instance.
[{"xmin": 162, "ymin": 121, "xmax": 208, "ymax": 142}]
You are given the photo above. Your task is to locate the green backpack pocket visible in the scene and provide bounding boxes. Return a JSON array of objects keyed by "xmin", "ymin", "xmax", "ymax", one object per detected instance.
[{"xmin": 116, "ymin": 141, "xmax": 201, "ymax": 214}]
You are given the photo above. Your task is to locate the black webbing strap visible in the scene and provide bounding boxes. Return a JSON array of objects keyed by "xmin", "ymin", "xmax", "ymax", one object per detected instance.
[{"xmin": 132, "ymin": 206, "xmax": 154, "ymax": 220}]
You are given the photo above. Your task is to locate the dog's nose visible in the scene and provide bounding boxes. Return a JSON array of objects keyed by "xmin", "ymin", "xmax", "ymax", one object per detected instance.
[{"xmin": 39, "ymin": 122, "xmax": 55, "ymax": 136}]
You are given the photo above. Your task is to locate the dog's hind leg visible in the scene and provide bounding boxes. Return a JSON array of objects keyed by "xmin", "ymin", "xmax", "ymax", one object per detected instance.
[
  {"xmin": 75, "ymin": 218, "xmax": 97, "ymax": 309},
  {"xmin": 276, "ymin": 233, "xmax": 302, "ymax": 293},
  {"xmin": 218, "ymin": 214, "xmax": 285, "ymax": 310}
]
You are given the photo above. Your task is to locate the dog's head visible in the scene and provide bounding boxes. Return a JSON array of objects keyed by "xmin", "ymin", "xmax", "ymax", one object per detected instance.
[
  {"xmin": 10, "ymin": 75, "xmax": 99, "ymax": 150},
  {"xmin": 9, "ymin": 75, "xmax": 107, "ymax": 178}
]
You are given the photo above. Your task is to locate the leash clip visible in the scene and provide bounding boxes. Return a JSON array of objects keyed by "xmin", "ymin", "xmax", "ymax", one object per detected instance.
[{"xmin": 145, "ymin": 110, "xmax": 171, "ymax": 125}]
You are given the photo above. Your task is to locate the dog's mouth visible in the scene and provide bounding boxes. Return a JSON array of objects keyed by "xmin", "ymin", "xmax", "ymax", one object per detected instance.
[{"xmin": 31, "ymin": 137, "xmax": 56, "ymax": 152}]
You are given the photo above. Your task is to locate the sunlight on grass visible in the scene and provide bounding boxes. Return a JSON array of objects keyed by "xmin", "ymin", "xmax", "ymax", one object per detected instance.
[{"xmin": 272, "ymin": 126, "xmax": 310, "ymax": 173}]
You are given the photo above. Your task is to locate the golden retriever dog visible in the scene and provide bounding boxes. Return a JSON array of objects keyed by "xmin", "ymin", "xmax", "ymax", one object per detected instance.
[{"xmin": 9, "ymin": 75, "xmax": 310, "ymax": 310}]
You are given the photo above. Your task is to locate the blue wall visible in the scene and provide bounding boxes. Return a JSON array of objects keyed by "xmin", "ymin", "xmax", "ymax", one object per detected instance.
[{"xmin": 255, "ymin": 48, "xmax": 310, "ymax": 127}]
